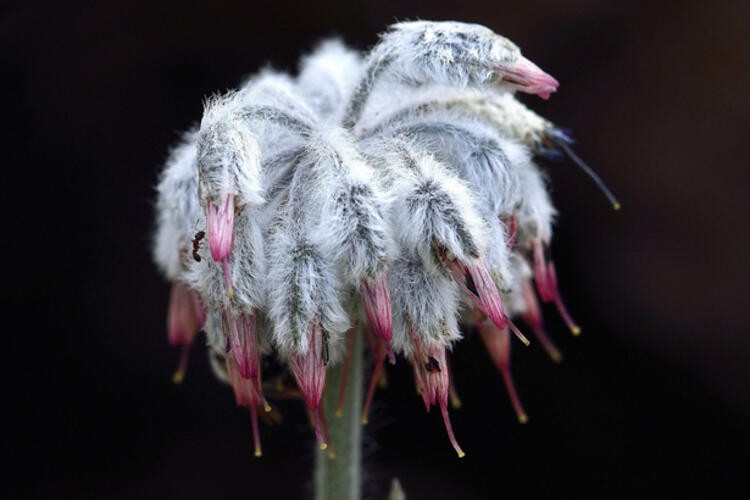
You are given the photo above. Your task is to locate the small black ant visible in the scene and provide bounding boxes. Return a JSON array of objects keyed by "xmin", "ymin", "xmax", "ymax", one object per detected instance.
[{"xmin": 192, "ymin": 230, "xmax": 205, "ymax": 262}]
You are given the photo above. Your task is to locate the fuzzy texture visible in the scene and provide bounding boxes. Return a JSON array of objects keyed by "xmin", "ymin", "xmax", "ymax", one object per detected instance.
[
  {"xmin": 303, "ymin": 128, "xmax": 392, "ymax": 284},
  {"xmin": 389, "ymin": 254, "xmax": 462, "ymax": 358},
  {"xmin": 383, "ymin": 111, "xmax": 527, "ymax": 218},
  {"xmin": 185, "ymin": 209, "xmax": 266, "ymax": 313},
  {"xmin": 266, "ymin": 229, "xmax": 350, "ymax": 362},
  {"xmin": 197, "ymin": 93, "xmax": 264, "ymax": 208},
  {"xmin": 152, "ymin": 20, "xmax": 597, "ymax": 458},
  {"xmin": 154, "ymin": 130, "xmax": 201, "ymax": 280},
  {"xmin": 297, "ymin": 39, "xmax": 363, "ymax": 120},
  {"xmin": 386, "ymin": 143, "xmax": 488, "ymax": 273},
  {"xmin": 344, "ymin": 20, "xmax": 558, "ymax": 127},
  {"xmin": 515, "ymin": 160, "xmax": 557, "ymax": 246}
]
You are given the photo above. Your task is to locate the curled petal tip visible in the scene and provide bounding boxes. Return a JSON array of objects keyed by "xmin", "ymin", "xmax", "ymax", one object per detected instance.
[{"xmin": 498, "ymin": 55, "xmax": 559, "ymax": 99}]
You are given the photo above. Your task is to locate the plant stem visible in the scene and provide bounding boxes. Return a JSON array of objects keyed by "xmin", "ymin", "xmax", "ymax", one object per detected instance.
[{"xmin": 314, "ymin": 326, "xmax": 363, "ymax": 500}]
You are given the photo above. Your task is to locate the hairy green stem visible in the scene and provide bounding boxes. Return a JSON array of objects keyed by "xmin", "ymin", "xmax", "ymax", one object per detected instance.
[{"xmin": 314, "ymin": 327, "xmax": 364, "ymax": 500}]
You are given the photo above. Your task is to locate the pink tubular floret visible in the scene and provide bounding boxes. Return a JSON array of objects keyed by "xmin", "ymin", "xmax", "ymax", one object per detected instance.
[
  {"xmin": 206, "ymin": 194, "xmax": 236, "ymax": 262},
  {"xmin": 291, "ymin": 325, "xmax": 326, "ymax": 409},
  {"xmin": 521, "ymin": 280, "xmax": 562, "ymax": 362},
  {"xmin": 291, "ymin": 322, "xmax": 328, "ymax": 448},
  {"xmin": 226, "ymin": 357, "xmax": 266, "ymax": 457},
  {"xmin": 448, "ymin": 259, "xmax": 507, "ymax": 329},
  {"xmin": 476, "ymin": 311, "xmax": 528, "ymax": 423},
  {"xmin": 503, "ymin": 55, "xmax": 559, "ymax": 100},
  {"xmin": 407, "ymin": 328, "xmax": 465, "ymax": 457},
  {"xmin": 223, "ymin": 309, "xmax": 260, "ymax": 379},
  {"xmin": 361, "ymin": 272, "xmax": 393, "ymax": 343},
  {"xmin": 531, "ymin": 240, "xmax": 580, "ymax": 335}
]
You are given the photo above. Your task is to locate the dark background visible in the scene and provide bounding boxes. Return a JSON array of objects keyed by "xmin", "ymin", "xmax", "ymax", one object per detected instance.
[{"xmin": 5, "ymin": 0, "xmax": 749, "ymax": 498}]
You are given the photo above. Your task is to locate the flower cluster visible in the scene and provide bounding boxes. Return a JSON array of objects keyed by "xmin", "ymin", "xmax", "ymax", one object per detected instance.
[{"xmin": 153, "ymin": 20, "xmax": 616, "ymax": 458}]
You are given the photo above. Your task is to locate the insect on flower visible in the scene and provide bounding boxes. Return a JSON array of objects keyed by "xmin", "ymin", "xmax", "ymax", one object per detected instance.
[
  {"xmin": 153, "ymin": 20, "xmax": 618, "ymax": 458},
  {"xmin": 191, "ymin": 230, "xmax": 205, "ymax": 262}
]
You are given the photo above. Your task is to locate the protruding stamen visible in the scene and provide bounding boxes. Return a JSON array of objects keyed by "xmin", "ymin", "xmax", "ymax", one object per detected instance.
[
  {"xmin": 319, "ymin": 404, "xmax": 334, "ymax": 458},
  {"xmin": 553, "ymin": 138, "xmax": 621, "ymax": 210},
  {"xmin": 507, "ymin": 320, "xmax": 531, "ymax": 347},
  {"xmin": 172, "ymin": 344, "xmax": 191, "ymax": 384},
  {"xmin": 449, "ymin": 385, "xmax": 463, "ymax": 410},
  {"xmin": 521, "ymin": 280, "xmax": 562, "ymax": 362},
  {"xmin": 546, "ymin": 263, "xmax": 581, "ymax": 335},
  {"xmin": 440, "ymin": 401, "xmax": 466, "ymax": 458},
  {"xmin": 221, "ymin": 260, "xmax": 234, "ymax": 299},
  {"xmin": 362, "ymin": 342, "xmax": 387, "ymax": 425},
  {"xmin": 555, "ymin": 295, "xmax": 581, "ymax": 336},
  {"xmin": 250, "ymin": 405, "xmax": 263, "ymax": 457},
  {"xmin": 378, "ymin": 370, "xmax": 389, "ymax": 389},
  {"xmin": 477, "ymin": 312, "xmax": 528, "ymax": 423},
  {"xmin": 501, "ymin": 367, "xmax": 529, "ymax": 424},
  {"xmin": 336, "ymin": 329, "xmax": 354, "ymax": 418},
  {"xmin": 532, "ymin": 325, "xmax": 562, "ymax": 362},
  {"xmin": 313, "ymin": 408, "xmax": 327, "ymax": 450}
]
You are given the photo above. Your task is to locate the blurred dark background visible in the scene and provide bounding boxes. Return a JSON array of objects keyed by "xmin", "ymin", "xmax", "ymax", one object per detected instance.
[{"xmin": 4, "ymin": 0, "xmax": 749, "ymax": 498}]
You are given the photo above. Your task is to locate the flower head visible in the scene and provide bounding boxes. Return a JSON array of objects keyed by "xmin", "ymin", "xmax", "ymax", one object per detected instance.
[{"xmin": 154, "ymin": 20, "xmax": 613, "ymax": 458}]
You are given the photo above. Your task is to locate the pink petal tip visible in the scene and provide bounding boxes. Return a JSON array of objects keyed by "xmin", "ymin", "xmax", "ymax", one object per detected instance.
[{"xmin": 206, "ymin": 194, "xmax": 235, "ymax": 262}]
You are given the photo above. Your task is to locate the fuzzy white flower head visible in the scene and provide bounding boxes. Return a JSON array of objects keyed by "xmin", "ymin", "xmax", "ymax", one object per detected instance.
[{"xmin": 153, "ymin": 20, "xmax": 617, "ymax": 459}]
